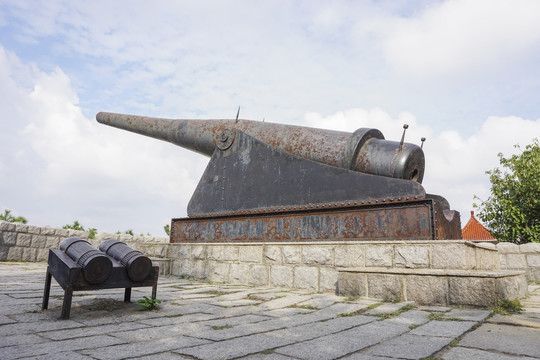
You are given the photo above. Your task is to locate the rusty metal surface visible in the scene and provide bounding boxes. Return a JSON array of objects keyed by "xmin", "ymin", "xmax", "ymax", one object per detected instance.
[
  {"xmin": 96, "ymin": 112, "xmax": 425, "ymax": 182},
  {"xmin": 171, "ymin": 200, "xmax": 457, "ymax": 242},
  {"xmin": 188, "ymin": 130, "xmax": 426, "ymax": 216},
  {"xmin": 96, "ymin": 111, "xmax": 462, "ymax": 241}
]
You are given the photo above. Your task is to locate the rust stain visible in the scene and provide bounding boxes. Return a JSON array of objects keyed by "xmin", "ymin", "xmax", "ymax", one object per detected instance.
[{"xmin": 170, "ymin": 200, "xmax": 462, "ymax": 243}]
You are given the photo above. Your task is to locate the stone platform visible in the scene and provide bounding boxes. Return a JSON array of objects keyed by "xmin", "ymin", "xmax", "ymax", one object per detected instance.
[
  {"xmin": 337, "ymin": 267, "xmax": 527, "ymax": 307},
  {"xmin": 166, "ymin": 240, "xmax": 528, "ymax": 306}
]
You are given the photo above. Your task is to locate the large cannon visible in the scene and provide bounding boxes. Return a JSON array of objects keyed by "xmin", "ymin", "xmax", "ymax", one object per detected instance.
[{"xmin": 97, "ymin": 112, "xmax": 462, "ymax": 241}]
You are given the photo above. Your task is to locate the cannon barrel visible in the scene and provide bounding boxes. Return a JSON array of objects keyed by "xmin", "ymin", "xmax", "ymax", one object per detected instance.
[
  {"xmin": 99, "ymin": 240, "xmax": 152, "ymax": 282},
  {"xmin": 59, "ymin": 237, "xmax": 112, "ymax": 284},
  {"xmin": 97, "ymin": 112, "xmax": 425, "ymax": 183}
]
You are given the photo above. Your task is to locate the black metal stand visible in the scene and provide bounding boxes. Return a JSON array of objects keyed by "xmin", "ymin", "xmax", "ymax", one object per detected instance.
[{"xmin": 42, "ymin": 250, "xmax": 158, "ymax": 319}]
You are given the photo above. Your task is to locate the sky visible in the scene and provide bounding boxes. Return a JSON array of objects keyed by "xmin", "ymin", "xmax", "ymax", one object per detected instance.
[{"xmin": 1, "ymin": 0, "xmax": 539, "ymax": 236}]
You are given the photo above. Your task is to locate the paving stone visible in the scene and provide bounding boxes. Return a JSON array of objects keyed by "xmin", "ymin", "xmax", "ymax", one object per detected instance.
[
  {"xmin": 82, "ymin": 336, "xmax": 211, "ymax": 360},
  {"xmin": 316, "ymin": 301, "xmax": 374, "ymax": 317},
  {"xmin": 364, "ymin": 302, "xmax": 412, "ymax": 316},
  {"xmin": 389, "ymin": 309, "xmax": 431, "ymax": 326},
  {"xmin": 361, "ymin": 334, "xmax": 453, "ymax": 359},
  {"xmin": 340, "ymin": 355, "xmax": 397, "ymax": 360},
  {"xmin": 444, "ymin": 308, "xmax": 492, "ymax": 321},
  {"xmin": 275, "ymin": 319, "xmax": 411, "ymax": 360},
  {"xmin": 416, "ymin": 305, "xmax": 451, "ymax": 312},
  {"xmin": 261, "ymin": 307, "xmax": 315, "ymax": 317},
  {"xmin": 0, "ymin": 333, "xmax": 48, "ymax": 347},
  {"xmin": 0, "ymin": 318, "xmax": 84, "ymax": 336},
  {"xmin": 1, "ymin": 335, "xmax": 125, "ymax": 359},
  {"xmin": 259, "ymin": 294, "xmax": 312, "ymax": 309},
  {"xmin": 130, "ymin": 352, "xmax": 192, "ymax": 359},
  {"xmin": 440, "ymin": 346, "xmax": 539, "ymax": 360},
  {"xmin": 177, "ymin": 333, "xmax": 296, "ymax": 359},
  {"xmin": 267, "ymin": 315, "xmax": 374, "ymax": 342},
  {"xmin": 213, "ymin": 298, "xmax": 261, "ymax": 307},
  {"xmin": 409, "ymin": 320, "xmax": 477, "ymax": 337},
  {"xmin": 42, "ymin": 321, "xmax": 151, "ymax": 340},
  {"xmin": 0, "ymin": 314, "xmax": 15, "ymax": 325},
  {"xmin": 114, "ymin": 323, "xmax": 208, "ymax": 342},
  {"xmin": 240, "ymin": 354, "xmax": 296, "ymax": 360},
  {"xmin": 488, "ymin": 313, "xmax": 540, "ymax": 328},
  {"xmin": 137, "ymin": 312, "xmax": 222, "ymax": 326},
  {"xmin": 30, "ymin": 351, "xmax": 96, "ymax": 359},
  {"xmin": 184, "ymin": 316, "xmax": 296, "ymax": 341},
  {"xmin": 2, "ymin": 261, "xmax": 540, "ymax": 360},
  {"xmin": 295, "ymin": 294, "xmax": 343, "ymax": 309},
  {"xmin": 202, "ymin": 314, "xmax": 272, "ymax": 327},
  {"xmin": 458, "ymin": 323, "xmax": 540, "ymax": 358}
]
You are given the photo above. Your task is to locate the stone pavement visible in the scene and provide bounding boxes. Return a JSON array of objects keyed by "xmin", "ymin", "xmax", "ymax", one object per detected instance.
[{"xmin": 0, "ymin": 262, "xmax": 539, "ymax": 360}]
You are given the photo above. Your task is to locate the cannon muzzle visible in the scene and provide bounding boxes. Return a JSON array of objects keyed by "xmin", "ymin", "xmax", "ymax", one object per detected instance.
[{"xmin": 97, "ymin": 112, "xmax": 424, "ymax": 183}]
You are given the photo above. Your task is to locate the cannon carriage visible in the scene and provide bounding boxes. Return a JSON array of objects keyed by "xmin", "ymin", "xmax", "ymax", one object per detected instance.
[{"xmin": 97, "ymin": 112, "xmax": 462, "ymax": 241}]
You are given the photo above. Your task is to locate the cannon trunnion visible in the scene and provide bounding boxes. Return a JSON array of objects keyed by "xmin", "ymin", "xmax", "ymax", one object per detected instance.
[{"xmin": 97, "ymin": 112, "xmax": 462, "ymax": 241}]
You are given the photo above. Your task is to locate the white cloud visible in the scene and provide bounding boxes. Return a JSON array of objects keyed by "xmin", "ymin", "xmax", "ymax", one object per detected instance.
[
  {"xmin": 381, "ymin": 0, "xmax": 540, "ymax": 78},
  {"xmin": 2, "ymin": 0, "xmax": 540, "ymax": 235},
  {"xmin": 0, "ymin": 45, "xmax": 206, "ymax": 234},
  {"xmin": 304, "ymin": 108, "xmax": 540, "ymax": 222}
]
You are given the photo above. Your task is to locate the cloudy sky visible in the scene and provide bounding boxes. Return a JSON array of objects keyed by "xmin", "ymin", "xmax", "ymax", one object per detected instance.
[{"xmin": 1, "ymin": 0, "xmax": 539, "ymax": 236}]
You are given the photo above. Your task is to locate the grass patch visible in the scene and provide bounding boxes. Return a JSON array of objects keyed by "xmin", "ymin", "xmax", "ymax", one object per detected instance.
[
  {"xmin": 427, "ymin": 313, "xmax": 463, "ymax": 322},
  {"xmin": 286, "ymin": 304, "xmax": 319, "ymax": 310},
  {"xmin": 341, "ymin": 296, "xmax": 359, "ymax": 302},
  {"xmin": 409, "ymin": 324, "xmax": 421, "ymax": 330},
  {"xmin": 199, "ymin": 290, "xmax": 234, "ymax": 296},
  {"xmin": 260, "ymin": 349, "xmax": 275, "ymax": 354},
  {"xmin": 376, "ymin": 304, "xmax": 415, "ymax": 320},
  {"xmin": 338, "ymin": 303, "xmax": 382, "ymax": 317},
  {"xmin": 211, "ymin": 324, "xmax": 232, "ymax": 330},
  {"xmin": 165, "ymin": 313, "xmax": 184, "ymax": 318},
  {"xmin": 246, "ymin": 294, "xmax": 269, "ymax": 302},
  {"xmin": 493, "ymin": 298, "xmax": 523, "ymax": 315}
]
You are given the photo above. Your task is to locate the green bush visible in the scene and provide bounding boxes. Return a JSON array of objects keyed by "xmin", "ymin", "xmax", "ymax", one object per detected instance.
[{"xmin": 0, "ymin": 209, "xmax": 28, "ymax": 224}]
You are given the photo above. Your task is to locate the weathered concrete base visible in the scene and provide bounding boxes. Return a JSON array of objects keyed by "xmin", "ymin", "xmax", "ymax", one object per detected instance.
[{"xmin": 337, "ymin": 267, "xmax": 528, "ymax": 307}]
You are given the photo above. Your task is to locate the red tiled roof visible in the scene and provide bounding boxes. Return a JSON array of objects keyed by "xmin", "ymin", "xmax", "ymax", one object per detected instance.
[{"xmin": 462, "ymin": 211, "xmax": 496, "ymax": 240}]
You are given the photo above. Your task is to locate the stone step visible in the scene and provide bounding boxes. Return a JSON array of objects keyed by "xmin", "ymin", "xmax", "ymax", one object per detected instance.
[{"xmin": 337, "ymin": 267, "xmax": 527, "ymax": 307}]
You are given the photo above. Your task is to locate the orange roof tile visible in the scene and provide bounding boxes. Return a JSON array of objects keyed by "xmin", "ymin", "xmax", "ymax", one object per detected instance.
[{"xmin": 462, "ymin": 211, "xmax": 496, "ymax": 240}]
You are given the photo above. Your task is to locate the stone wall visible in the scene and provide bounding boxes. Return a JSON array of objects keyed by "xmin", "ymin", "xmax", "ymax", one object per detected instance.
[
  {"xmin": 0, "ymin": 220, "xmax": 168, "ymax": 262},
  {"xmin": 166, "ymin": 240, "xmax": 501, "ymax": 293},
  {"xmin": 496, "ymin": 242, "xmax": 540, "ymax": 281},
  {"xmin": 2, "ymin": 219, "xmax": 539, "ymax": 287}
]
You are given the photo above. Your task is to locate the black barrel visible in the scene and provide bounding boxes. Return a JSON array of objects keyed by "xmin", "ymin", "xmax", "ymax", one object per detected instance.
[
  {"xmin": 99, "ymin": 239, "xmax": 152, "ymax": 281},
  {"xmin": 59, "ymin": 237, "xmax": 113, "ymax": 284}
]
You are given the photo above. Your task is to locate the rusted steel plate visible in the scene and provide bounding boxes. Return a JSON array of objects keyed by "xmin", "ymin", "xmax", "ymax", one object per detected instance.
[{"xmin": 171, "ymin": 201, "xmax": 440, "ymax": 243}]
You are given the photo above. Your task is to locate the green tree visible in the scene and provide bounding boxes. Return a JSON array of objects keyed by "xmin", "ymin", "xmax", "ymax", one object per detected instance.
[
  {"xmin": 474, "ymin": 139, "xmax": 540, "ymax": 243},
  {"xmin": 63, "ymin": 220, "xmax": 85, "ymax": 231},
  {"xmin": 0, "ymin": 209, "xmax": 28, "ymax": 224},
  {"xmin": 63, "ymin": 221, "xmax": 97, "ymax": 239},
  {"xmin": 164, "ymin": 224, "xmax": 170, "ymax": 236}
]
